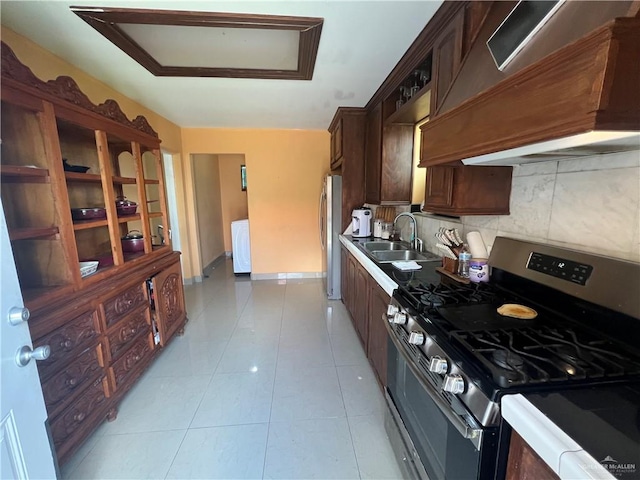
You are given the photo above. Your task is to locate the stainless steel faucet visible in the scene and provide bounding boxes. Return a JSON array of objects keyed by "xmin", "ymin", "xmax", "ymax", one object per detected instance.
[{"xmin": 393, "ymin": 212, "xmax": 423, "ymax": 251}]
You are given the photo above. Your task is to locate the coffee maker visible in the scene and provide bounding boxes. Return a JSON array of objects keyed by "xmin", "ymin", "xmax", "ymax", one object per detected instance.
[{"xmin": 351, "ymin": 208, "xmax": 372, "ymax": 237}]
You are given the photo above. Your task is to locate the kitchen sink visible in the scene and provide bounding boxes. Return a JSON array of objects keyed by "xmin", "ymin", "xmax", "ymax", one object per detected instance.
[
  {"xmin": 361, "ymin": 241, "xmax": 409, "ymax": 251},
  {"xmin": 369, "ymin": 250, "xmax": 440, "ymax": 263}
]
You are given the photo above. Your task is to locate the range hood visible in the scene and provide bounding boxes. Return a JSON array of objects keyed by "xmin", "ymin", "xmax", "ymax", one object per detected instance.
[
  {"xmin": 461, "ymin": 131, "xmax": 640, "ymax": 166},
  {"xmin": 420, "ymin": 17, "xmax": 640, "ymax": 167}
]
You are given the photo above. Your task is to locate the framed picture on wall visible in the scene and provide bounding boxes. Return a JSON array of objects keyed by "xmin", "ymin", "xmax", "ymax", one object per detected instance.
[{"xmin": 241, "ymin": 165, "xmax": 247, "ymax": 191}]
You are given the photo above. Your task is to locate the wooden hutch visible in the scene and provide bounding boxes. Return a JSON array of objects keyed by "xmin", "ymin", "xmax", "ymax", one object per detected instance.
[{"xmin": 0, "ymin": 42, "xmax": 187, "ymax": 465}]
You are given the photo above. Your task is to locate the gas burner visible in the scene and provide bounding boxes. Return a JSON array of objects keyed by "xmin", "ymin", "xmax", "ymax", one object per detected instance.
[
  {"xmin": 492, "ymin": 350, "xmax": 524, "ymax": 371},
  {"xmin": 421, "ymin": 293, "xmax": 446, "ymax": 308},
  {"xmin": 552, "ymin": 345, "xmax": 594, "ymax": 368}
]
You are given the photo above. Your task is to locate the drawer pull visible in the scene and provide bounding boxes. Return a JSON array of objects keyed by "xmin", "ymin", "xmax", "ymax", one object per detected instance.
[
  {"xmin": 66, "ymin": 378, "xmax": 77, "ymax": 387},
  {"xmin": 73, "ymin": 412, "xmax": 85, "ymax": 423},
  {"xmin": 61, "ymin": 339, "xmax": 73, "ymax": 349},
  {"xmin": 130, "ymin": 328, "xmax": 137, "ymax": 335}
]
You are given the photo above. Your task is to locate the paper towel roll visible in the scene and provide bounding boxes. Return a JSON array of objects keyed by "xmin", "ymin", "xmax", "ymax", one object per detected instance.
[{"xmin": 466, "ymin": 231, "xmax": 489, "ymax": 259}]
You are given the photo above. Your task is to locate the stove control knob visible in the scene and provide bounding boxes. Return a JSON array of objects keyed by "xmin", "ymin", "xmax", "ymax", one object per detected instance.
[
  {"xmin": 392, "ymin": 312, "xmax": 407, "ymax": 325},
  {"xmin": 386, "ymin": 304, "xmax": 399, "ymax": 318},
  {"xmin": 429, "ymin": 356, "xmax": 448, "ymax": 374},
  {"xmin": 442, "ymin": 374, "xmax": 465, "ymax": 394},
  {"xmin": 408, "ymin": 331, "xmax": 425, "ymax": 345}
]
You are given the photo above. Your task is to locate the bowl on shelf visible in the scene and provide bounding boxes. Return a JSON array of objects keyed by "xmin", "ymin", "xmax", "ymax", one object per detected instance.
[
  {"xmin": 82, "ymin": 254, "xmax": 113, "ymax": 269},
  {"xmin": 115, "ymin": 196, "xmax": 138, "ymax": 216},
  {"xmin": 79, "ymin": 261, "xmax": 99, "ymax": 278},
  {"xmin": 71, "ymin": 207, "xmax": 106, "ymax": 221}
]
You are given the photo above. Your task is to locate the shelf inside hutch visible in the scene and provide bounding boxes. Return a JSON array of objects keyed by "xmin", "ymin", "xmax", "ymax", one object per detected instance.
[
  {"xmin": 9, "ymin": 227, "xmax": 59, "ymax": 241},
  {"xmin": 1, "ymin": 165, "xmax": 50, "ymax": 182}
]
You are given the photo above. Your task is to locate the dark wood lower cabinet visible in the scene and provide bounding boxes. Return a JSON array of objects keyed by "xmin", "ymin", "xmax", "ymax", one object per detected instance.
[
  {"xmin": 367, "ymin": 281, "xmax": 390, "ymax": 387},
  {"xmin": 341, "ymin": 245, "xmax": 390, "ymax": 388},
  {"xmin": 354, "ymin": 263, "xmax": 370, "ymax": 348},
  {"xmin": 506, "ymin": 431, "xmax": 559, "ymax": 480},
  {"xmin": 29, "ymin": 252, "xmax": 187, "ymax": 466}
]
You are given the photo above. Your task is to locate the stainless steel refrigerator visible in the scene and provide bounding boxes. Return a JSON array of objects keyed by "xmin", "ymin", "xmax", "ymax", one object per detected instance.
[{"xmin": 320, "ymin": 174, "xmax": 342, "ymax": 299}]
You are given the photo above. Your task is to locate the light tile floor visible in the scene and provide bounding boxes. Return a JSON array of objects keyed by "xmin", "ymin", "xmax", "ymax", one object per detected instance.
[{"xmin": 61, "ymin": 259, "xmax": 403, "ymax": 480}]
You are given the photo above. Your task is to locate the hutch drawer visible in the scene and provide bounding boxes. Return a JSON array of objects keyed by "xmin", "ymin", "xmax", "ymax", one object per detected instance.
[
  {"xmin": 34, "ymin": 309, "xmax": 100, "ymax": 380},
  {"xmin": 105, "ymin": 306, "xmax": 152, "ymax": 361},
  {"xmin": 42, "ymin": 346, "xmax": 103, "ymax": 418},
  {"xmin": 103, "ymin": 283, "xmax": 147, "ymax": 328},
  {"xmin": 108, "ymin": 332, "xmax": 154, "ymax": 391}
]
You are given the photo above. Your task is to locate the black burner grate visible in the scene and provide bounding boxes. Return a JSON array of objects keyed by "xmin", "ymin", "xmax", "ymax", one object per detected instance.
[{"xmin": 452, "ymin": 326, "xmax": 640, "ymax": 388}]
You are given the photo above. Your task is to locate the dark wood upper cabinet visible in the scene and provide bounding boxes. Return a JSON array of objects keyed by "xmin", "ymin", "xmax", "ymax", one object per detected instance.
[
  {"xmin": 364, "ymin": 102, "xmax": 414, "ymax": 205},
  {"xmin": 328, "ymin": 107, "xmax": 366, "ymax": 232},
  {"xmin": 431, "ymin": 7, "xmax": 465, "ymax": 116},
  {"xmin": 423, "ymin": 165, "xmax": 512, "ymax": 216},
  {"xmin": 330, "ymin": 117, "xmax": 344, "ymax": 169}
]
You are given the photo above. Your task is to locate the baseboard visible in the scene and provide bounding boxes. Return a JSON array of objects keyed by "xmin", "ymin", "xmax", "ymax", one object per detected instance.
[{"xmin": 250, "ymin": 272, "xmax": 323, "ymax": 281}]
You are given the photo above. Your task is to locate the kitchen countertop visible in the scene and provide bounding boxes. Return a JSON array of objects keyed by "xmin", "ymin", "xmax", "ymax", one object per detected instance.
[
  {"xmin": 503, "ymin": 384, "xmax": 640, "ymax": 480},
  {"xmin": 340, "ymin": 234, "xmax": 639, "ymax": 480},
  {"xmin": 339, "ymin": 234, "xmax": 442, "ymax": 296}
]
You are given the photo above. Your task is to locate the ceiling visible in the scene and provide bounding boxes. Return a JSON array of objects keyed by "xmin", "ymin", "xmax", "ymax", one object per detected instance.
[{"xmin": 0, "ymin": 1, "xmax": 443, "ymax": 130}]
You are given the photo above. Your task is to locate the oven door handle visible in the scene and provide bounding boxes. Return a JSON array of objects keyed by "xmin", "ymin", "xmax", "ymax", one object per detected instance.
[{"xmin": 384, "ymin": 314, "xmax": 483, "ymax": 450}]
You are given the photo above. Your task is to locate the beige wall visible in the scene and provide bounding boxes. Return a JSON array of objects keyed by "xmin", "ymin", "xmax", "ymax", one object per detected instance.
[
  {"xmin": 219, "ymin": 154, "xmax": 249, "ymax": 252},
  {"xmin": 192, "ymin": 154, "xmax": 225, "ymax": 270},
  {"xmin": 181, "ymin": 129, "xmax": 329, "ymax": 276},
  {"xmin": 1, "ymin": 29, "xmax": 182, "ymax": 153}
]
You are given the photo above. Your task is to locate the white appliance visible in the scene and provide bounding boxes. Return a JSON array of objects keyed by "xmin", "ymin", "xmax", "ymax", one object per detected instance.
[
  {"xmin": 351, "ymin": 208, "xmax": 372, "ymax": 237},
  {"xmin": 231, "ymin": 219, "xmax": 251, "ymax": 274},
  {"xmin": 320, "ymin": 175, "xmax": 341, "ymax": 299}
]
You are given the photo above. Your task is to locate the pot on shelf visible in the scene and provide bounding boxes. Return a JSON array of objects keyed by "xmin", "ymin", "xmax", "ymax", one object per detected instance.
[
  {"xmin": 121, "ymin": 230, "xmax": 145, "ymax": 253},
  {"xmin": 115, "ymin": 196, "xmax": 138, "ymax": 216},
  {"xmin": 71, "ymin": 207, "xmax": 106, "ymax": 221}
]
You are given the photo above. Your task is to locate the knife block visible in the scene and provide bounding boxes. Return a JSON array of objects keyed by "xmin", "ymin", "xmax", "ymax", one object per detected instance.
[{"xmin": 442, "ymin": 257, "xmax": 458, "ymax": 274}]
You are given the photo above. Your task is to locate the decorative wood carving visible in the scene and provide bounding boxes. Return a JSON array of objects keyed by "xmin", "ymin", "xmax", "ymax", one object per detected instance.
[
  {"xmin": 160, "ymin": 273, "xmax": 180, "ymax": 330},
  {"xmin": 50, "ymin": 376, "xmax": 108, "ymax": 446},
  {"xmin": 111, "ymin": 334, "xmax": 153, "ymax": 388},
  {"xmin": 35, "ymin": 310, "xmax": 99, "ymax": 380},
  {"xmin": 43, "ymin": 348, "xmax": 102, "ymax": 417},
  {"xmin": 103, "ymin": 284, "xmax": 147, "ymax": 327},
  {"xmin": 1, "ymin": 41, "xmax": 158, "ymax": 138},
  {"xmin": 107, "ymin": 308, "xmax": 151, "ymax": 359}
]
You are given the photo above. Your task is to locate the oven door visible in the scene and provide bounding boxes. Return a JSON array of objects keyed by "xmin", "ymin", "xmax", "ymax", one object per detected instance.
[{"xmin": 386, "ymin": 334, "xmax": 498, "ymax": 480}]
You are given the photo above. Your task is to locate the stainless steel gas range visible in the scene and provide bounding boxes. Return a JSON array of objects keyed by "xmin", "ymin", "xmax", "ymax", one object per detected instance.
[{"xmin": 383, "ymin": 237, "xmax": 640, "ymax": 480}]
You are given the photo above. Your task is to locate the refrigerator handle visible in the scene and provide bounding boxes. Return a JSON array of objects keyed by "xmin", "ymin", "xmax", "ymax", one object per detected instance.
[{"xmin": 319, "ymin": 188, "xmax": 326, "ymax": 249}]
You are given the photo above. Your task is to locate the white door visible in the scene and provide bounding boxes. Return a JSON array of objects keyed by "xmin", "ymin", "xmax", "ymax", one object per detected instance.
[{"xmin": 0, "ymin": 202, "xmax": 57, "ymax": 479}]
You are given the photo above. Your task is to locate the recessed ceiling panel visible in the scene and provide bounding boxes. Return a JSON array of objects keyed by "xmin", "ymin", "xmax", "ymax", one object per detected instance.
[
  {"xmin": 72, "ymin": 7, "xmax": 323, "ymax": 79},
  {"xmin": 119, "ymin": 24, "xmax": 299, "ymax": 70}
]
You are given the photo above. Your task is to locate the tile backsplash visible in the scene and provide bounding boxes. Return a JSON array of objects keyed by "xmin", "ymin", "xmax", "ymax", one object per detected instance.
[{"xmin": 415, "ymin": 150, "xmax": 640, "ymax": 263}]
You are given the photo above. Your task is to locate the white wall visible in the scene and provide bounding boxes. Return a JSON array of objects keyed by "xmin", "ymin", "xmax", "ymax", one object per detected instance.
[{"xmin": 416, "ymin": 150, "xmax": 640, "ymax": 262}]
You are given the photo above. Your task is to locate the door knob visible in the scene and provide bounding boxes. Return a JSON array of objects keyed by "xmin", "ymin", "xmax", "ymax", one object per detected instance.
[
  {"xmin": 16, "ymin": 345, "xmax": 50, "ymax": 367},
  {"xmin": 8, "ymin": 306, "xmax": 30, "ymax": 326}
]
